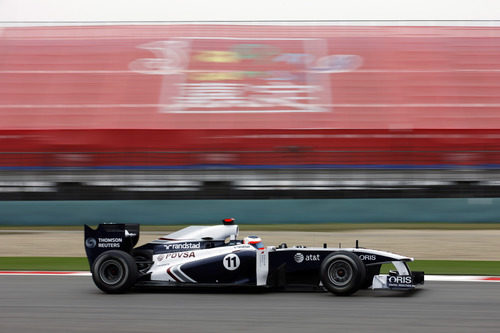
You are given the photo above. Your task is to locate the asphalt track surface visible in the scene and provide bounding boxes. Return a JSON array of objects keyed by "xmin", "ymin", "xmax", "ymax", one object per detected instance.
[{"xmin": 1, "ymin": 277, "xmax": 499, "ymax": 333}]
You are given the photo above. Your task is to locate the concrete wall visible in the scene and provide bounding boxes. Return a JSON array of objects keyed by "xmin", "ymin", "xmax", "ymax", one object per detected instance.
[{"xmin": 0, "ymin": 198, "xmax": 499, "ymax": 225}]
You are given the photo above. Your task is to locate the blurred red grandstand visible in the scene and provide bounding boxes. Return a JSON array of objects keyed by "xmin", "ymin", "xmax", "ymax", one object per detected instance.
[{"xmin": 2, "ymin": 24, "xmax": 500, "ymax": 169}]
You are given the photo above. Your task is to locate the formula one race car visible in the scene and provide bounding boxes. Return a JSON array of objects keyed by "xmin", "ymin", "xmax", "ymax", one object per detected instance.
[{"xmin": 84, "ymin": 219, "xmax": 424, "ymax": 295}]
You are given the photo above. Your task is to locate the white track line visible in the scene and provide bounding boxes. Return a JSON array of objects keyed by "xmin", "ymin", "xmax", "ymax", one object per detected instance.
[
  {"xmin": 0, "ymin": 271, "xmax": 499, "ymax": 282},
  {"xmin": 425, "ymin": 275, "xmax": 500, "ymax": 282}
]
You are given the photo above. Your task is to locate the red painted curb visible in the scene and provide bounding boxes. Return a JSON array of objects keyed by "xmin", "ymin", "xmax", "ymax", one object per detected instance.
[
  {"xmin": 483, "ymin": 277, "xmax": 500, "ymax": 281},
  {"xmin": 0, "ymin": 271, "xmax": 91, "ymax": 276},
  {"xmin": 0, "ymin": 271, "xmax": 78, "ymax": 274}
]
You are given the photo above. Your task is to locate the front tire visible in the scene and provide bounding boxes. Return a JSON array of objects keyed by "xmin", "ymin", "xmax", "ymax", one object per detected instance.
[
  {"xmin": 320, "ymin": 252, "xmax": 366, "ymax": 296},
  {"xmin": 92, "ymin": 250, "xmax": 137, "ymax": 293}
]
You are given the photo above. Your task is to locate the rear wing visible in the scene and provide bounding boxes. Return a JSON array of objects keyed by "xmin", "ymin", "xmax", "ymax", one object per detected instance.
[{"xmin": 84, "ymin": 223, "xmax": 140, "ymax": 267}]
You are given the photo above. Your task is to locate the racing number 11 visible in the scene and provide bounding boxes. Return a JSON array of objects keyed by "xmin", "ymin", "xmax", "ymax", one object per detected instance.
[
  {"xmin": 223, "ymin": 253, "xmax": 240, "ymax": 271},
  {"xmin": 226, "ymin": 256, "xmax": 236, "ymax": 267}
]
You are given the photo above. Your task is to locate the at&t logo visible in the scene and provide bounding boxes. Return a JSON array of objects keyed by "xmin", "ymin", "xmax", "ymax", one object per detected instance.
[{"xmin": 294, "ymin": 253, "xmax": 304, "ymax": 263}]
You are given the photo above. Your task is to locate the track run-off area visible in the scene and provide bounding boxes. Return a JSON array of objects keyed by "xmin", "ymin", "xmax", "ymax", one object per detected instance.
[{"xmin": 0, "ymin": 276, "xmax": 499, "ymax": 333}]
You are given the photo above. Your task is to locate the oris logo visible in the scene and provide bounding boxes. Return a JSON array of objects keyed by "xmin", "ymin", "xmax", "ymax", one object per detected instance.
[
  {"xmin": 294, "ymin": 253, "xmax": 305, "ymax": 263},
  {"xmin": 85, "ymin": 238, "xmax": 96, "ymax": 248},
  {"xmin": 358, "ymin": 254, "xmax": 376, "ymax": 261},
  {"xmin": 388, "ymin": 276, "xmax": 413, "ymax": 284}
]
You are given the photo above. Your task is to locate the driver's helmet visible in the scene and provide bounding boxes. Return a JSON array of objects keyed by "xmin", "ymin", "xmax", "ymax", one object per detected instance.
[{"xmin": 243, "ymin": 235, "xmax": 264, "ymax": 250}]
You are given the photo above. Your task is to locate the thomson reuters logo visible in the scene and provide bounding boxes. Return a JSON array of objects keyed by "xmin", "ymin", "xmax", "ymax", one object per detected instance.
[
  {"xmin": 294, "ymin": 253, "xmax": 304, "ymax": 263},
  {"xmin": 85, "ymin": 238, "xmax": 97, "ymax": 248}
]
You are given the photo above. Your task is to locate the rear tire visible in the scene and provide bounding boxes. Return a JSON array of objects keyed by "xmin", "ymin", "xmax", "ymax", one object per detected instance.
[
  {"xmin": 92, "ymin": 250, "xmax": 137, "ymax": 294},
  {"xmin": 320, "ymin": 252, "xmax": 366, "ymax": 296}
]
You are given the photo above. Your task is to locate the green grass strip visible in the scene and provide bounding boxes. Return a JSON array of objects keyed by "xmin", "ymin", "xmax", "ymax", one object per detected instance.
[
  {"xmin": 407, "ymin": 260, "xmax": 500, "ymax": 275},
  {"xmin": 0, "ymin": 257, "xmax": 89, "ymax": 271},
  {"xmin": 0, "ymin": 257, "xmax": 499, "ymax": 275},
  {"xmin": 378, "ymin": 260, "xmax": 500, "ymax": 275}
]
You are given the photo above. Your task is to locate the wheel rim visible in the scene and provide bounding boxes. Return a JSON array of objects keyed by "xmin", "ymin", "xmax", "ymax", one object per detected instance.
[
  {"xmin": 327, "ymin": 259, "xmax": 354, "ymax": 287},
  {"xmin": 99, "ymin": 259, "xmax": 124, "ymax": 285}
]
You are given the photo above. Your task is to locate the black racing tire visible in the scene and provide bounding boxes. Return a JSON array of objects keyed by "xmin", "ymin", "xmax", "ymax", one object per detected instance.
[
  {"xmin": 320, "ymin": 251, "xmax": 366, "ymax": 296},
  {"xmin": 92, "ymin": 250, "xmax": 138, "ymax": 294}
]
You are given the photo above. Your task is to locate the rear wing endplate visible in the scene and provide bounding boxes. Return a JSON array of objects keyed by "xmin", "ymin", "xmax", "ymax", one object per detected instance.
[{"xmin": 84, "ymin": 223, "xmax": 140, "ymax": 267}]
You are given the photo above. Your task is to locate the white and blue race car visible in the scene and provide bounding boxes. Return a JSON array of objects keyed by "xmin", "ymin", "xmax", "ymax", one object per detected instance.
[{"xmin": 84, "ymin": 219, "xmax": 424, "ymax": 295}]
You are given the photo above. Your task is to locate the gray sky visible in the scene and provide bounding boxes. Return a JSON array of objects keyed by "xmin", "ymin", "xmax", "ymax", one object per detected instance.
[{"xmin": 1, "ymin": 0, "xmax": 500, "ymax": 23}]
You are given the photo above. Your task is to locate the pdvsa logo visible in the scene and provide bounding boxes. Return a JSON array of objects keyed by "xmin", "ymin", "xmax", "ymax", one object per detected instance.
[{"xmin": 165, "ymin": 252, "xmax": 196, "ymax": 259}]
